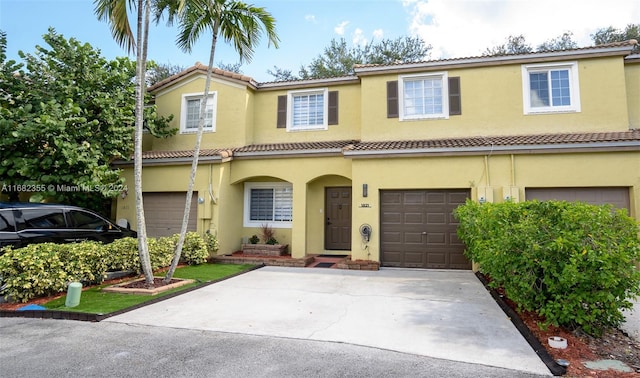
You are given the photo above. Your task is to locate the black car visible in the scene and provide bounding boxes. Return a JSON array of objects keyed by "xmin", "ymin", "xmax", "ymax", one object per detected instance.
[{"xmin": 0, "ymin": 202, "xmax": 136, "ymax": 251}]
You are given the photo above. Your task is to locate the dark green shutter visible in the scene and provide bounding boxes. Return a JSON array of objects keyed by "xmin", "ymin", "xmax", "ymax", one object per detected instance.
[
  {"xmin": 448, "ymin": 77, "xmax": 461, "ymax": 116},
  {"xmin": 328, "ymin": 91, "xmax": 338, "ymax": 125},
  {"xmin": 387, "ymin": 81, "xmax": 398, "ymax": 118},
  {"xmin": 277, "ymin": 95, "xmax": 287, "ymax": 128}
]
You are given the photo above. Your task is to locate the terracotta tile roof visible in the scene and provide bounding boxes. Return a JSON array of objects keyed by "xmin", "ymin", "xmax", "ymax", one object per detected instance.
[
  {"xmin": 233, "ymin": 140, "xmax": 358, "ymax": 153},
  {"xmin": 346, "ymin": 131, "xmax": 640, "ymax": 154},
  {"xmin": 140, "ymin": 148, "xmax": 232, "ymax": 160},
  {"xmin": 129, "ymin": 131, "xmax": 639, "ymax": 163},
  {"xmin": 148, "ymin": 63, "xmax": 257, "ymax": 92}
]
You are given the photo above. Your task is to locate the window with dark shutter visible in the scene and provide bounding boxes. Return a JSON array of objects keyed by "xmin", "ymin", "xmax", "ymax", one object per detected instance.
[
  {"xmin": 277, "ymin": 95, "xmax": 287, "ymax": 128},
  {"xmin": 387, "ymin": 81, "xmax": 398, "ymax": 118},
  {"xmin": 448, "ymin": 77, "xmax": 461, "ymax": 116},
  {"xmin": 328, "ymin": 91, "xmax": 338, "ymax": 125}
]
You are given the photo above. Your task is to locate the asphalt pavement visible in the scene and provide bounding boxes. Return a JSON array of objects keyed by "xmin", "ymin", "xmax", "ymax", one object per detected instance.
[{"xmin": 0, "ymin": 317, "xmax": 547, "ymax": 377}]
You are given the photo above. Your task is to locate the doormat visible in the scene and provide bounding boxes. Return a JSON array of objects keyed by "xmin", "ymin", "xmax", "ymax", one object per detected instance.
[
  {"xmin": 317, "ymin": 255, "xmax": 348, "ymax": 258},
  {"xmin": 314, "ymin": 262, "xmax": 335, "ymax": 268}
]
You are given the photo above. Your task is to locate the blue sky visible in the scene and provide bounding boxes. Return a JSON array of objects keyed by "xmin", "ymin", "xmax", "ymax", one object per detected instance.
[{"xmin": 1, "ymin": 0, "xmax": 639, "ymax": 82}]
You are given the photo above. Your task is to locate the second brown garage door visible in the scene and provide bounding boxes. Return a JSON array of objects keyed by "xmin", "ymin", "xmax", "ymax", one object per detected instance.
[
  {"xmin": 143, "ymin": 192, "xmax": 198, "ymax": 237},
  {"xmin": 525, "ymin": 187, "xmax": 630, "ymax": 213},
  {"xmin": 380, "ymin": 189, "xmax": 471, "ymax": 269}
]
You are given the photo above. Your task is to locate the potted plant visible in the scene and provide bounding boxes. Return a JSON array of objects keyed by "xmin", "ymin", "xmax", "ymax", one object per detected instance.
[{"xmin": 241, "ymin": 224, "xmax": 289, "ymax": 256}]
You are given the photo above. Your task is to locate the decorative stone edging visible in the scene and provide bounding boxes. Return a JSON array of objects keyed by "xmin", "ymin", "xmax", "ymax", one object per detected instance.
[{"xmin": 102, "ymin": 277, "xmax": 195, "ymax": 295}]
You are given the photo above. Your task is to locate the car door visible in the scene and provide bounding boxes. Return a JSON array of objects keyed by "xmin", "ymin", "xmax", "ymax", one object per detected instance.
[
  {"xmin": 0, "ymin": 209, "xmax": 20, "ymax": 250},
  {"xmin": 66, "ymin": 209, "xmax": 125, "ymax": 243},
  {"xmin": 15, "ymin": 207, "xmax": 69, "ymax": 244}
]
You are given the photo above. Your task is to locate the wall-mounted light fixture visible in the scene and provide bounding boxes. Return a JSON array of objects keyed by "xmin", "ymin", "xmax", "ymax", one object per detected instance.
[
  {"xmin": 362, "ymin": 183, "xmax": 368, "ymax": 197},
  {"xmin": 198, "ymin": 197, "xmax": 205, "ymax": 204}
]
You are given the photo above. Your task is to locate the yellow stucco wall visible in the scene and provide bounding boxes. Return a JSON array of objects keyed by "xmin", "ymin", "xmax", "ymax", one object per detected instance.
[
  {"xmin": 359, "ymin": 56, "xmax": 630, "ymax": 142},
  {"xmin": 251, "ymin": 83, "xmax": 361, "ymax": 144},
  {"xmin": 348, "ymin": 152, "xmax": 640, "ymax": 262},
  {"xmin": 626, "ymin": 61, "xmax": 640, "ymax": 129},
  {"xmin": 150, "ymin": 75, "xmax": 253, "ymax": 151},
  {"xmin": 229, "ymin": 156, "xmax": 352, "ymax": 257}
]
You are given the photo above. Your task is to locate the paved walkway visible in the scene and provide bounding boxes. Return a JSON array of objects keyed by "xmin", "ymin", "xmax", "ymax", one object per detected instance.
[{"xmin": 106, "ymin": 266, "xmax": 551, "ymax": 376}]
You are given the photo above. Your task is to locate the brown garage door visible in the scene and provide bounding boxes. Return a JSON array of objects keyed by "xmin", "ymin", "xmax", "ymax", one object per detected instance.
[
  {"xmin": 143, "ymin": 192, "xmax": 198, "ymax": 237},
  {"xmin": 380, "ymin": 189, "xmax": 471, "ymax": 269},
  {"xmin": 525, "ymin": 187, "xmax": 630, "ymax": 213}
]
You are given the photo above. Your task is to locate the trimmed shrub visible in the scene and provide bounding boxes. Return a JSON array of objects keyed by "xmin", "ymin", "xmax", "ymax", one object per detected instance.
[
  {"xmin": 56, "ymin": 241, "xmax": 108, "ymax": 284},
  {"xmin": 102, "ymin": 237, "xmax": 141, "ymax": 273},
  {"xmin": 455, "ymin": 200, "xmax": 640, "ymax": 336},
  {"xmin": 204, "ymin": 231, "xmax": 219, "ymax": 256},
  {"xmin": 149, "ymin": 237, "xmax": 174, "ymax": 270},
  {"xmin": 0, "ymin": 243, "xmax": 68, "ymax": 302},
  {"xmin": 177, "ymin": 232, "xmax": 209, "ymax": 265}
]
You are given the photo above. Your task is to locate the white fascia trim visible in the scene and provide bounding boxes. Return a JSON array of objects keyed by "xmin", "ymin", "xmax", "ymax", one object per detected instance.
[
  {"xmin": 343, "ymin": 141, "xmax": 640, "ymax": 157},
  {"xmin": 354, "ymin": 45, "xmax": 634, "ymax": 75}
]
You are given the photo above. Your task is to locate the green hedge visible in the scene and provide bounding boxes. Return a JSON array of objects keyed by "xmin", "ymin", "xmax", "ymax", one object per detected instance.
[
  {"xmin": 0, "ymin": 232, "xmax": 211, "ymax": 303},
  {"xmin": 455, "ymin": 200, "xmax": 640, "ymax": 336}
]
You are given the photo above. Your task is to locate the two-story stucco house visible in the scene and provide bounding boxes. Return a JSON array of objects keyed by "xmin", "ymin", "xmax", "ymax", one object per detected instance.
[{"xmin": 115, "ymin": 40, "xmax": 640, "ymax": 270}]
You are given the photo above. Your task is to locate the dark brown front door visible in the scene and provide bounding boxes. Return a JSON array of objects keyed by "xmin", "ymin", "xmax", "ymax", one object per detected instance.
[
  {"xmin": 380, "ymin": 189, "xmax": 471, "ymax": 269},
  {"xmin": 325, "ymin": 187, "xmax": 352, "ymax": 250}
]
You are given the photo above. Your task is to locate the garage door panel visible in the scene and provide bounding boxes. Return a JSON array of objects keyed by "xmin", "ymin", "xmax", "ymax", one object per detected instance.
[
  {"xmin": 404, "ymin": 192, "xmax": 425, "ymax": 205},
  {"xmin": 526, "ymin": 187, "xmax": 630, "ymax": 213},
  {"xmin": 427, "ymin": 213, "xmax": 445, "ymax": 224},
  {"xmin": 426, "ymin": 233, "xmax": 445, "ymax": 244},
  {"xmin": 143, "ymin": 192, "xmax": 197, "ymax": 238},
  {"xmin": 381, "ymin": 189, "xmax": 471, "ymax": 269},
  {"xmin": 404, "ymin": 232, "xmax": 424, "ymax": 244},
  {"xmin": 404, "ymin": 212, "xmax": 424, "ymax": 224}
]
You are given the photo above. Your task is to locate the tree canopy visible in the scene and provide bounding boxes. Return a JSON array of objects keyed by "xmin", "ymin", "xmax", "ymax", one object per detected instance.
[
  {"xmin": 0, "ymin": 29, "xmax": 174, "ymax": 209},
  {"xmin": 268, "ymin": 36, "xmax": 431, "ymax": 81}
]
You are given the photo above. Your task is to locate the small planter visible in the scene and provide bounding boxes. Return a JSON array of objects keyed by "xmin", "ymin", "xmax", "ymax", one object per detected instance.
[{"xmin": 241, "ymin": 243, "xmax": 289, "ymax": 256}]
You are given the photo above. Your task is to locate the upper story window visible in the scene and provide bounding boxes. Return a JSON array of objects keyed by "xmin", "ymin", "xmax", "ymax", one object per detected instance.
[
  {"xmin": 399, "ymin": 72, "xmax": 449, "ymax": 120},
  {"xmin": 243, "ymin": 182, "xmax": 293, "ymax": 228},
  {"xmin": 521, "ymin": 62, "xmax": 580, "ymax": 114},
  {"xmin": 277, "ymin": 90, "xmax": 338, "ymax": 130},
  {"xmin": 180, "ymin": 92, "xmax": 216, "ymax": 133},
  {"xmin": 287, "ymin": 88, "xmax": 328, "ymax": 131}
]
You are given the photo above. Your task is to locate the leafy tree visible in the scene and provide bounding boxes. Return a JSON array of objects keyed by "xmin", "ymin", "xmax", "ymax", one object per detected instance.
[
  {"xmin": 0, "ymin": 29, "xmax": 173, "ymax": 210},
  {"xmin": 483, "ymin": 34, "xmax": 533, "ymax": 56},
  {"xmin": 161, "ymin": 0, "xmax": 279, "ymax": 283},
  {"xmin": 147, "ymin": 61, "xmax": 185, "ymax": 86},
  {"xmin": 217, "ymin": 61, "xmax": 242, "ymax": 73},
  {"xmin": 592, "ymin": 24, "xmax": 640, "ymax": 45},
  {"xmin": 269, "ymin": 36, "xmax": 431, "ymax": 81},
  {"xmin": 537, "ymin": 31, "xmax": 578, "ymax": 52}
]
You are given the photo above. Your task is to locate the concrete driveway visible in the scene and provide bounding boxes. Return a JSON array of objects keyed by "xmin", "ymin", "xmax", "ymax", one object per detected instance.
[{"xmin": 105, "ymin": 266, "xmax": 551, "ymax": 376}]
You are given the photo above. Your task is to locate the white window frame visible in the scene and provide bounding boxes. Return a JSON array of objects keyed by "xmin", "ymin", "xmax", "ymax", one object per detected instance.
[
  {"xmin": 399, "ymin": 72, "xmax": 449, "ymax": 121},
  {"xmin": 180, "ymin": 92, "xmax": 217, "ymax": 133},
  {"xmin": 286, "ymin": 88, "xmax": 328, "ymax": 131},
  {"xmin": 521, "ymin": 62, "xmax": 581, "ymax": 114},
  {"xmin": 243, "ymin": 182, "xmax": 293, "ymax": 228}
]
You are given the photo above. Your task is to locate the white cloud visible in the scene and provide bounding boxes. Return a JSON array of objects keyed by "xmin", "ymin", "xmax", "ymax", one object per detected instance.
[
  {"xmin": 373, "ymin": 29, "xmax": 384, "ymax": 41},
  {"xmin": 352, "ymin": 28, "xmax": 367, "ymax": 45},
  {"xmin": 403, "ymin": 0, "xmax": 640, "ymax": 59},
  {"xmin": 334, "ymin": 21, "xmax": 350, "ymax": 35},
  {"xmin": 305, "ymin": 14, "xmax": 317, "ymax": 24}
]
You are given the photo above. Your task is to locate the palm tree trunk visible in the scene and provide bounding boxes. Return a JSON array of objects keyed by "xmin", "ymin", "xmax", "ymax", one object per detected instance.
[
  {"xmin": 134, "ymin": 0, "xmax": 154, "ymax": 286},
  {"xmin": 164, "ymin": 23, "xmax": 220, "ymax": 283}
]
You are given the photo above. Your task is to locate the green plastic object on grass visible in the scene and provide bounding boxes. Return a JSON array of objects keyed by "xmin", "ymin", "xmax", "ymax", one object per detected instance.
[{"xmin": 65, "ymin": 282, "xmax": 82, "ymax": 307}]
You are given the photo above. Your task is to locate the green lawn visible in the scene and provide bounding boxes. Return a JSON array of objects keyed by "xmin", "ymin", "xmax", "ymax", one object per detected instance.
[{"xmin": 44, "ymin": 264, "xmax": 256, "ymax": 314}]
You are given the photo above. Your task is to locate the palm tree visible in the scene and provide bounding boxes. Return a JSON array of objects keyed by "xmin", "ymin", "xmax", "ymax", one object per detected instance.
[
  {"xmin": 94, "ymin": 0, "xmax": 184, "ymax": 286},
  {"xmin": 161, "ymin": 0, "xmax": 279, "ymax": 282}
]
